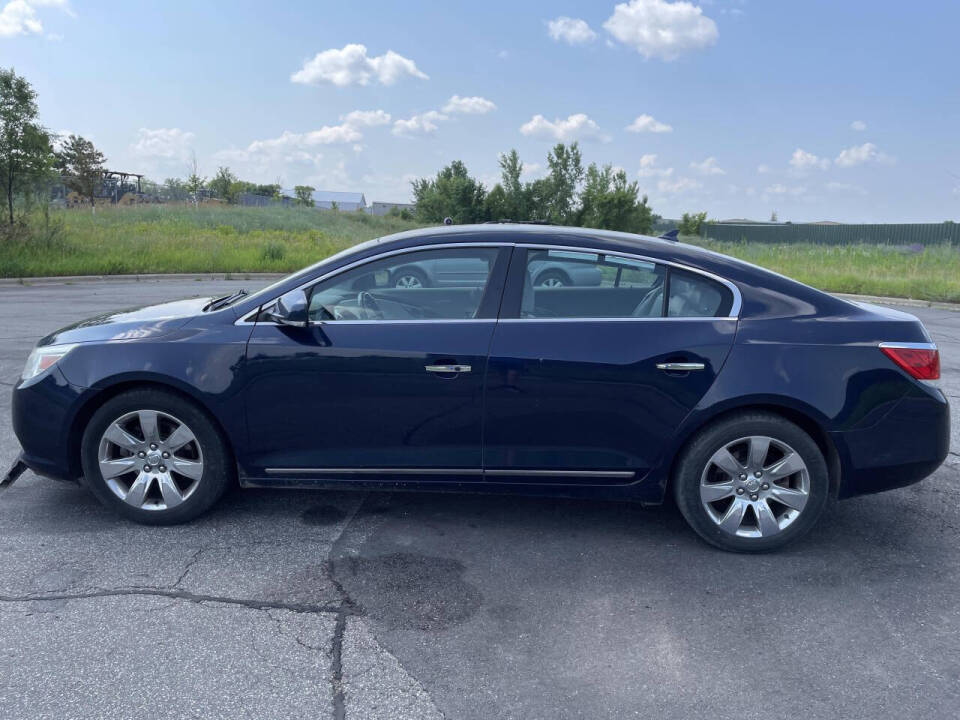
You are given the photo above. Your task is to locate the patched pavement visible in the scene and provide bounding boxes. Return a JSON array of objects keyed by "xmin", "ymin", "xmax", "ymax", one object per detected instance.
[{"xmin": 1, "ymin": 278, "xmax": 958, "ymax": 719}]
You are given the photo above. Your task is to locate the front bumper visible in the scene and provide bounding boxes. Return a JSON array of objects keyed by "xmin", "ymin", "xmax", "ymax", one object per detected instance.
[
  {"xmin": 832, "ymin": 386, "xmax": 950, "ymax": 498},
  {"xmin": 11, "ymin": 368, "xmax": 87, "ymax": 483}
]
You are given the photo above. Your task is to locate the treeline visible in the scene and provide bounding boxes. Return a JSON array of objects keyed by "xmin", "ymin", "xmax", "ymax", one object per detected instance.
[{"xmin": 412, "ymin": 143, "xmax": 659, "ymax": 234}]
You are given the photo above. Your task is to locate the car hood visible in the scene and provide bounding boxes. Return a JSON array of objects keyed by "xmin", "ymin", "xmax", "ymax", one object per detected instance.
[{"xmin": 39, "ymin": 296, "xmax": 215, "ymax": 347}]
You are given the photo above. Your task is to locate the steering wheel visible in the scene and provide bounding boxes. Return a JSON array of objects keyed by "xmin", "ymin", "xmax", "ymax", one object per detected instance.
[{"xmin": 357, "ymin": 291, "xmax": 384, "ymax": 320}]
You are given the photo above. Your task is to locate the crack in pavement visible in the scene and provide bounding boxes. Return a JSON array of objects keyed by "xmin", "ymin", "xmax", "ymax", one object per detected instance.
[
  {"xmin": 326, "ymin": 494, "xmax": 367, "ymax": 720},
  {"xmin": 0, "ymin": 587, "xmax": 351, "ymax": 616}
]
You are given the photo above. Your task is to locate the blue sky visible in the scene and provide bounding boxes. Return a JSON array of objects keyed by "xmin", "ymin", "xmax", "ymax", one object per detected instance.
[{"xmin": 4, "ymin": 0, "xmax": 959, "ymax": 221}]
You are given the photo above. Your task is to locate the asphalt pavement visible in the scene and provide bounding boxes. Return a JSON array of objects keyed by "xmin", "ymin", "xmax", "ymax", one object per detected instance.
[{"xmin": 0, "ymin": 277, "xmax": 958, "ymax": 720}]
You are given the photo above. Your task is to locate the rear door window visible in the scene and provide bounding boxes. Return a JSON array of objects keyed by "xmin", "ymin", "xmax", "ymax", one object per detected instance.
[
  {"xmin": 520, "ymin": 249, "xmax": 666, "ymax": 318},
  {"xmin": 516, "ymin": 248, "xmax": 733, "ymax": 319}
]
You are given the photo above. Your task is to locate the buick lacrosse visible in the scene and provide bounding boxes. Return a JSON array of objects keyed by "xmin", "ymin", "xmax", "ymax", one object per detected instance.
[{"xmin": 7, "ymin": 224, "xmax": 949, "ymax": 551}]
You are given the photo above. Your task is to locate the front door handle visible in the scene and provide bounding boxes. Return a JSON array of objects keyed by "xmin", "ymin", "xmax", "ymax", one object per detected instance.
[
  {"xmin": 656, "ymin": 362, "xmax": 705, "ymax": 372},
  {"xmin": 425, "ymin": 364, "xmax": 472, "ymax": 374}
]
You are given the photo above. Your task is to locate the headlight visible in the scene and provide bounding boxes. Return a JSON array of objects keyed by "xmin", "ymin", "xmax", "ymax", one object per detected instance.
[{"xmin": 21, "ymin": 344, "xmax": 78, "ymax": 382}]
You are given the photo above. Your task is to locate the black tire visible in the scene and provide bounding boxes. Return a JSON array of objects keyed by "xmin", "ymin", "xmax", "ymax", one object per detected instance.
[
  {"xmin": 80, "ymin": 388, "xmax": 234, "ymax": 525},
  {"xmin": 673, "ymin": 412, "xmax": 829, "ymax": 552},
  {"xmin": 392, "ymin": 266, "xmax": 429, "ymax": 289},
  {"xmin": 535, "ymin": 270, "xmax": 569, "ymax": 287}
]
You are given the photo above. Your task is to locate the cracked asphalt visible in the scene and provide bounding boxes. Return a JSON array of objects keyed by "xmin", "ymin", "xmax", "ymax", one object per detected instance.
[{"xmin": 1, "ymin": 277, "xmax": 958, "ymax": 720}]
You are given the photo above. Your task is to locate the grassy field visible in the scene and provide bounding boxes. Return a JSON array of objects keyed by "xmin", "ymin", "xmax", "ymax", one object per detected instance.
[
  {"xmin": 0, "ymin": 205, "xmax": 421, "ymax": 277},
  {"xmin": 1, "ymin": 206, "xmax": 958, "ymax": 303},
  {"xmin": 683, "ymin": 237, "xmax": 960, "ymax": 303}
]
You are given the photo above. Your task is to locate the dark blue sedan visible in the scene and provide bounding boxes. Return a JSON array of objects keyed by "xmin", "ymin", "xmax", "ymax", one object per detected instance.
[{"xmin": 8, "ymin": 224, "xmax": 950, "ymax": 551}]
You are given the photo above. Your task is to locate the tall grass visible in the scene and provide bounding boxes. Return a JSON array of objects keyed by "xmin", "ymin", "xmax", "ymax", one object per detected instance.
[
  {"xmin": 684, "ymin": 237, "xmax": 960, "ymax": 303},
  {"xmin": 1, "ymin": 207, "xmax": 958, "ymax": 303},
  {"xmin": 0, "ymin": 204, "xmax": 422, "ymax": 277}
]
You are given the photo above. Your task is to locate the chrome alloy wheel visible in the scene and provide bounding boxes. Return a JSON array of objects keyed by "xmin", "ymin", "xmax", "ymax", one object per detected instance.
[
  {"xmin": 97, "ymin": 409, "xmax": 204, "ymax": 511},
  {"xmin": 540, "ymin": 276, "xmax": 565, "ymax": 288},
  {"xmin": 699, "ymin": 435, "xmax": 810, "ymax": 539},
  {"xmin": 395, "ymin": 274, "xmax": 423, "ymax": 288}
]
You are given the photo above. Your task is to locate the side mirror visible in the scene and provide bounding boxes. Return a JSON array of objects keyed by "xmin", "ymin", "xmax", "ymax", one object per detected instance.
[{"xmin": 263, "ymin": 289, "xmax": 309, "ymax": 327}]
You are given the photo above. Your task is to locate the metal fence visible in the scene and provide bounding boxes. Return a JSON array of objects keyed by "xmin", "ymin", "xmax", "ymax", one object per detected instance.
[{"xmin": 700, "ymin": 223, "xmax": 960, "ymax": 246}]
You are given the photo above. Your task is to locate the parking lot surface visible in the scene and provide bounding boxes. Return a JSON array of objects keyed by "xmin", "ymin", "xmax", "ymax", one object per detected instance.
[{"xmin": 1, "ymin": 277, "xmax": 958, "ymax": 719}]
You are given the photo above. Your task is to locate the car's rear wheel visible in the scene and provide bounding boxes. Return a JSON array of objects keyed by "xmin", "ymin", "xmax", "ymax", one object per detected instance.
[
  {"xmin": 536, "ymin": 270, "xmax": 568, "ymax": 288},
  {"xmin": 80, "ymin": 388, "xmax": 233, "ymax": 525},
  {"xmin": 673, "ymin": 412, "xmax": 829, "ymax": 552},
  {"xmin": 393, "ymin": 267, "xmax": 428, "ymax": 289}
]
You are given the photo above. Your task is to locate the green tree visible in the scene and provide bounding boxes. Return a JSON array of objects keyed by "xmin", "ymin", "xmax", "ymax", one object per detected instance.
[
  {"xmin": 537, "ymin": 142, "xmax": 584, "ymax": 224},
  {"xmin": 184, "ymin": 151, "xmax": 205, "ymax": 207},
  {"xmin": 412, "ymin": 160, "xmax": 488, "ymax": 224},
  {"xmin": 578, "ymin": 163, "xmax": 654, "ymax": 234},
  {"xmin": 208, "ymin": 166, "xmax": 238, "ymax": 202},
  {"xmin": 498, "ymin": 149, "xmax": 531, "ymax": 220},
  {"xmin": 56, "ymin": 135, "xmax": 106, "ymax": 210},
  {"xmin": 678, "ymin": 211, "xmax": 708, "ymax": 236},
  {"xmin": 294, "ymin": 185, "xmax": 315, "ymax": 207},
  {"xmin": 0, "ymin": 68, "xmax": 55, "ymax": 225}
]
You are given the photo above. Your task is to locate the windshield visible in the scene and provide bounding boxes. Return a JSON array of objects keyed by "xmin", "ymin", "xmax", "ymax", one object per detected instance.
[{"xmin": 240, "ymin": 235, "xmax": 388, "ymax": 308}]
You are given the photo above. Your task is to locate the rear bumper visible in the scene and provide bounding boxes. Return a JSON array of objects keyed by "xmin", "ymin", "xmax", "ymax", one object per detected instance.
[{"xmin": 832, "ymin": 386, "xmax": 950, "ymax": 498}]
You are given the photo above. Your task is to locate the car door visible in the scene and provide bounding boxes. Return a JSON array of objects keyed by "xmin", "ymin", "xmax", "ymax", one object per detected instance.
[
  {"xmin": 241, "ymin": 244, "xmax": 511, "ymax": 480},
  {"xmin": 482, "ymin": 244, "xmax": 739, "ymax": 485}
]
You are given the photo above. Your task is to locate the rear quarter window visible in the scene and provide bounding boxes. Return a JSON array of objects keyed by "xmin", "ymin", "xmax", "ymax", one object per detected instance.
[{"xmin": 667, "ymin": 268, "xmax": 733, "ymax": 317}]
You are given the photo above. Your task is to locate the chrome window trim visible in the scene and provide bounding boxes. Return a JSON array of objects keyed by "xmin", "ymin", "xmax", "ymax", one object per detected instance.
[
  {"xmin": 235, "ymin": 238, "xmax": 743, "ymax": 325},
  {"xmin": 497, "ymin": 316, "xmax": 737, "ymax": 323}
]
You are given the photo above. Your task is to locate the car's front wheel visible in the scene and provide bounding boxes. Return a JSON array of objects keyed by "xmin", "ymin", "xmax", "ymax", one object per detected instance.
[
  {"xmin": 80, "ymin": 388, "xmax": 233, "ymax": 524},
  {"xmin": 673, "ymin": 412, "xmax": 829, "ymax": 552}
]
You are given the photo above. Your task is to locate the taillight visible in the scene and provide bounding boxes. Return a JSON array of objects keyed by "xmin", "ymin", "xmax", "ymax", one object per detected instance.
[{"xmin": 879, "ymin": 343, "xmax": 940, "ymax": 381}]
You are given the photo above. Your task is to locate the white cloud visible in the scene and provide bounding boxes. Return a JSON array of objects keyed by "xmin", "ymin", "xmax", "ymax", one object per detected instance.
[
  {"xmin": 520, "ymin": 113, "xmax": 609, "ymax": 142},
  {"xmin": 789, "ymin": 148, "xmax": 830, "ymax": 171},
  {"xmin": 657, "ymin": 176, "xmax": 702, "ymax": 194},
  {"xmin": 442, "ymin": 95, "xmax": 496, "ymax": 115},
  {"xmin": 0, "ymin": 0, "xmax": 64, "ymax": 37},
  {"xmin": 626, "ymin": 114, "xmax": 672, "ymax": 133},
  {"xmin": 229, "ymin": 108, "xmax": 393, "ymax": 165},
  {"xmin": 547, "ymin": 16, "xmax": 597, "ymax": 45},
  {"xmin": 290, "ymin": 44, "xmax": 428, "ymax": 87},
  {"xmin": 392, "ymin": 110, "xmax": 448, "ymax": 137},
  {"xmin": 130, "ymin": 127, "xmax": 195, "ymax": 160},
  {"xmin": 835, "ymin": 142, "xmax": 894, "ymax": 167},
  {"xmin": 850, "ymin": 120, "xmax": 867, "ymax": 131},
  {"xmin": 520, "ymin": 162, "xmax": 545, "ymax": 181},
  {"xmin": 764, "ymin": 183, "xmax": 807, "ymax": 196},
  {"xmin": 690, "ymin": 156, "xmax": 725, "ymax": 175},
  {"xmin": 637, "ymin": 153, "xmax": 674, "ymax": 177},
  {"xmin": 340, "ymin": 109, "xmax": 391, "ymax": 127},
  {"xmin": 826, "ymin": 181, "xmax": 867, "ymax": 196},
  {"xmin": 603, "ymin": 0, "xmax": 719, "ymax": 61},
  {"xmin": 757, "ymin": 163, "xmax": 771, "ymax": 174}
]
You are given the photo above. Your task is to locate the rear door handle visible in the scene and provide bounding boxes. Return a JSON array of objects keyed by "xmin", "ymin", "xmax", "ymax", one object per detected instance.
[
  {"xmin": 425, "ymin": 364, "xmax": 472, "ymax": 374},
  {"xmin": 656, "ymin": 362, "xmax": 705, "ymax": 372}
]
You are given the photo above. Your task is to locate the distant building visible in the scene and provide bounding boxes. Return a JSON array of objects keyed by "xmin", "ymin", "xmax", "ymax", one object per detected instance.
[
  {"xmin": 279, "ymin": 189, "xmax": 366, "ymax": 211},
  {"xmin": 366, "ymin": 201, "xmax": 416, "ymax": 216}
]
